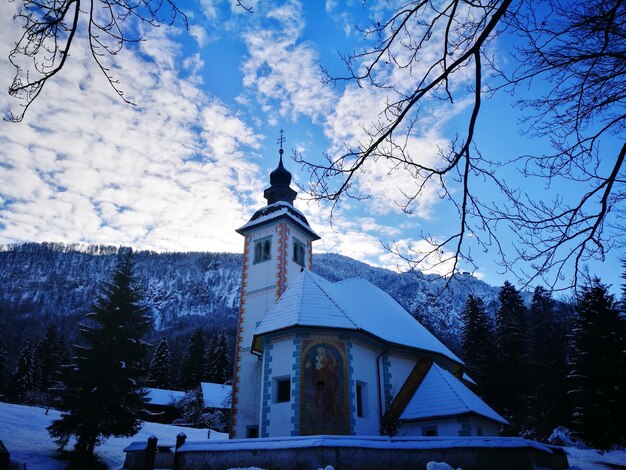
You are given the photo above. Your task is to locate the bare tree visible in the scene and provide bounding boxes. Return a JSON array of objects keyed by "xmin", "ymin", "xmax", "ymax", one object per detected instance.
[
  {"xmin": 302, "ymin": 0, "xmax": 625, "ymax": 290},
  {"xmin": 6, "ymin": 0, "xmax": 188, "ymax": 122}
]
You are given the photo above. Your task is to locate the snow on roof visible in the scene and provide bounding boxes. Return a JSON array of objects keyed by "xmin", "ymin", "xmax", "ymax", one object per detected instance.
[
  {"xmin": 236, "ymin": 201, "xmax": 320, "ymax": 239},
  {"xmin": 462, "ymin": 373, "xmax": 477, "ymax": 386},
  {"xmin": 400, "ymin": 364, "xmax": 508, "ymax": 425},
  {"xmin": 253, "ymin": 270, "xmax": 461, "ymax": 365},
  {"xmin": 200, "ymin": 382, "xmax": 231, "ymax": 409},
  {"xmin": 145, "ymin": 387, "xmax": 185, "ymax": 406}
]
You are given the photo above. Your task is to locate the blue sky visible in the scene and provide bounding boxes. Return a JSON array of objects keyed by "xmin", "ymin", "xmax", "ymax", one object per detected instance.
[{"xmin": 0, "ymin": 0, "xmax": 623, "ymax": 294}]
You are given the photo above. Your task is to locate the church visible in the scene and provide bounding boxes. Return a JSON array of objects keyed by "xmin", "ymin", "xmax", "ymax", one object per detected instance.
[{"xmin": 229, "ymin": 143, "xmax": 507, "ymax": 440}]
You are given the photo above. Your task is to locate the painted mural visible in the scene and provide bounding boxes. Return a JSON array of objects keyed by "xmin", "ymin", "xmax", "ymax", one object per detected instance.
[{"xmin": 300, "ymin": 340, "xmax": 350, "ymax": 435}]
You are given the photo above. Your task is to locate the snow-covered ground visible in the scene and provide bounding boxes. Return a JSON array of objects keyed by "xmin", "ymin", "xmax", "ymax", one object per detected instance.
[
  {"xmin": 566, "ymin": 446, "xmax": 626, "ymax": 469},
  {"xmin": 0, "ymin": 401, "xmax": 227, "ymax": 469},
  {"xmin": 1, "ymin": 401, "xmax": 625, "ymax": 469}
]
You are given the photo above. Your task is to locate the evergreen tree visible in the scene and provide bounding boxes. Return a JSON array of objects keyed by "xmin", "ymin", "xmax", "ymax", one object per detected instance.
[
  {"xmin": 0, "ymin": 338, "xmax": 6, "ymax": 393},
  {"xmin": 175, "ymin": 387, "xmax": 206, "ymax": 426},
  {"xmin": 206, "ymin": 331, "xmax": 232, "ymax": 384},
  {"xmin": 8, "ymin": 341, "xmax": 36, "ymax": 399},
  {"xmin": 36, "ymin": 325, "xmax": 64, "ymax": 391},
  {"xmin": 527, "ymin": 286, "xmax": 569, "ymax": 438},
  {"xmin": 620, "ymin": 261, "xmax": 626, "ymax": 440},
  {"xmin": 48, "ymin": 250, "xmax": 152, "ymax": 458},
  {"xmin": 180, "ymin": 328, "xmax": 205, "ymax": 389},
  {"xmin": 148, "ymin": 339, "xmax": 172, "ymax": 389},
  {"xmin": 460, "ymin": 295, "xmax": 495, "ymax": 401},
  {"xmin": 493, "ymin": 281, "xmax": 528, "ymax": 427},
  {"xmin": 203, "ymin": 333, "xmax": 218, "ymax": 382},
  {"xmin": 569, "ymin": 277, "xmax": 626, "ymax": 448}
]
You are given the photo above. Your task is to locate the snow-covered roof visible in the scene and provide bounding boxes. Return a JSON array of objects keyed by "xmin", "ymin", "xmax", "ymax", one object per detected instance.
[
  {"xmin": 462, "ymin": 373, "xmax": 477, "ymax": 386},
  {"xmin": 236, "ymin": 201, "xmax": 320, "ymax": 240},
  {"xmin": 253, "ymin": 270, "xmax": 462, "ymax": 365},
  {"xmin": 145, "ymin": 387, "xmax": 185, "ymax": 406},
  {"xmin": 200, "ymin": 382, "xmax": 231, "ymax": 409},
  {"xmin": 400, "ymin": 364, "xmax": 507, "ymax": 425}
]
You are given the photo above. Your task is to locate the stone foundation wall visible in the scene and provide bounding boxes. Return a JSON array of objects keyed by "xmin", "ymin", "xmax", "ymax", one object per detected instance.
[{"xmin": 175, "ymin": 436, "xmax": 569, "ymax": 470}]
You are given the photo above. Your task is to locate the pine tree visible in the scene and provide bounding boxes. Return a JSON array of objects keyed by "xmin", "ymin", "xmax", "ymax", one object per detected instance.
[
  {"xmin": 175, "ymin": 386, "xmax": 206, "ymax": 426},
  {"xmin": 493, "ymin": 281, "xmax": 528, "ymax": 427},
  {"xmin": 527, "ymin": 286, "xmax": 569, "ymax": 438},
  {"xmin": 460, "ymin": 295, "xmax": 495, "ymax": 402},
  {"xmin": 36, "ymin": 325, "xmax": 64, "ymax": 391},
  {"xmin": 620, "ymin": 261, "xmax": 626, "ymax": 440},
  {"xmin": 8, "ymin": 341, "xmax": 36, "ymax": 399},
  {"xmin": 48, "ymin": 249, "xmax": 152, "ymax": 458},
  {"xmin": 206, "ymin": 331, "xmax": 232, "ymax": 384},
  {"xmin": 0, "ymin": 338, "xmax": 7, "ymax": 393},
  {"xmin": 180, "ymin": 328, "xmax": 206, "ymax": 389},
  {"xmin": 569, "ymin": 277, "xmax": 626, "ymax": 448},
  {"xmin": 203, "ymin": 333, "xmax": 218, "ymax": 382},
  {"xmin": 148, "ymin": 339, "xmax": 172, "ymax": 389}
]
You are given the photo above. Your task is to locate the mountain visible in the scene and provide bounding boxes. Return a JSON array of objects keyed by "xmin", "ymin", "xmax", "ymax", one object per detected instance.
[{"xmin": 0, "ymin": 242, "xmax": 507, "ymax": 361}]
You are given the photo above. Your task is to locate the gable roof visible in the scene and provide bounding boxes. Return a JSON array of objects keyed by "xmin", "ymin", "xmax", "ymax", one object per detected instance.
[
  {"xmin": 200, "ymin": 382, "xmax": 232, "ymax": 409},
  {"xmin": 400, "ymin": 363, "xmax": 508, "ymax": 425},
  {"xmin": 253, "ymin": 270, "xmax": 461, "ymax": 365},
  {"xmin": 145, "ymin": 387, "xmax": 185, "ymax": 406}
]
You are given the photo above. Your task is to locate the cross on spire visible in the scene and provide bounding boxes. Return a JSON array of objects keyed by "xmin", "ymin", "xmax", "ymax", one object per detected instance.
[{"xmin": 277, "ymin": 129, "xmax": 286, "ymax": 156}]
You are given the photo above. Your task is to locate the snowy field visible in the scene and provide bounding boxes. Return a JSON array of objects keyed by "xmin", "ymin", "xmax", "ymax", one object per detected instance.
[
  {"xmin": 1, "ymin": 401, "xmax": 625, "ymax": 469},
  {"xmin": 0, "ymin": 401, "xmax": 227, "ymax": 469}
]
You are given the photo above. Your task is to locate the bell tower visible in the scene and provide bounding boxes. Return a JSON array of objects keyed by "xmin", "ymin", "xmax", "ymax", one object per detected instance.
[{"xmin": 230, "ymin": 132, "xmax": 320, "ymax": 439}]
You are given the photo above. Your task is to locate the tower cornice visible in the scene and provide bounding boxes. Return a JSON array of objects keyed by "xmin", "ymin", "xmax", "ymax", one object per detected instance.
[{"xmin": 236, "ymin": 201, "xmax": 320, "ymax": 240}]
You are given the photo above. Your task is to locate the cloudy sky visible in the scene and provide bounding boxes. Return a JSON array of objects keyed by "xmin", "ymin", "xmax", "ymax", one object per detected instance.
[{"xmin": 0, "ymin": 0, "xmax": 622, "ymax": 292}]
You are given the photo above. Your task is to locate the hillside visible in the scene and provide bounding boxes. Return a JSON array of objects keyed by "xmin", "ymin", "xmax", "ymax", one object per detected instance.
[{"xmin": 0, "ymin": 242, "xmax": 506, "ymax": 360}]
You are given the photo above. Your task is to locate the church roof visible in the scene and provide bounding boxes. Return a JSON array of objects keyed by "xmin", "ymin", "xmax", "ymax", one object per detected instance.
[
  {"xmin": 253, "ymin": 270, "xmax": 461, "ymax": 365},
  {"xmin": 269, "ymin": 152, "xmax": 292, "ymax": 186},
  {"xmin": 236, "ymin": 201, "xmax": 320, "ymax": 240},
  {"xmin": 400, "ymin": 363, "xmax": 508, "ymax": 425}
]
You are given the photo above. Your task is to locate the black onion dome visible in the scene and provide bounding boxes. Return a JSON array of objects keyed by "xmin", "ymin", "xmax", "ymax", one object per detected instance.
[
  {"xmin": 264, "ymin": 149, "xmax": 297, "ymax": 205},
  {"xmin": 269, "ymin": 151, "xmax": 292, "ymax": 186}
]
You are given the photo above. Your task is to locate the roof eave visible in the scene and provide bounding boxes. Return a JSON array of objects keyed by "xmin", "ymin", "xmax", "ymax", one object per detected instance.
[
  {"xmin": 236, "ymin": 212, "xmax": 320, "ymax": 240},
  {"xmin": 251, "ymin": 324, "xmax": 464, "ymax": 369},
  {"xmin": 399, "ymin": 410, "xmax": 509, "ymax": 426}
]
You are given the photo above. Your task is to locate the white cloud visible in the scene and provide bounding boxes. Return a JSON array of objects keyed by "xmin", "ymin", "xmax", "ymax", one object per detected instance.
[
  {"xmin": 189, "ymin": 25, "xmax": 209, "ymax": 47},
  {"xmin": 199, "ymin": 0, "xmax": 221, "ymax": 20},
  {"xmin": 241, "ymin": 0, "xmax": 336, "ymax": 122},
  {"xmin": 0, "ymin": 4, "xmax": 263, "ymax": 253}
]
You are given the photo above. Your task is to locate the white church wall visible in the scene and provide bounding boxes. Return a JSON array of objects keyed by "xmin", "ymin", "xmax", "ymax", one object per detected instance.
[
  {"xmin": 234, "ymin": 352, "xmax": 262, "ymax": 438},
  {"xmin": 261, "ymin": 336, "xmax": 296, "ymax": 437},
  {"xmin": 233, "ymin": 225, "xmax": 281, "ymax": 439},
  {"xmin": 350, "ymin": 341, "xmax": 382, "ymax": 435},
  {"xmin": 398, "ymin": 415, "xmax": 501, "ymax": 437},
  {"xmin": 385, "ymin": 352, "xmax": 416, "ymax": 410},
  {"xmin": 242, "ymin": 226, "xmax": 281, "ymax": 346}
]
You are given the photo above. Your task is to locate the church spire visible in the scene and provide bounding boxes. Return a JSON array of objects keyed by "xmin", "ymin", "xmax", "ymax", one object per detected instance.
[{"xmin": 264, "ymin": 129, "xmax": 297, "ymax": 205}]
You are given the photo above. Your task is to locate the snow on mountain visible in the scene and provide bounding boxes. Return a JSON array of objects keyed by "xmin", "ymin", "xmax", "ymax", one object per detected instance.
[{"xmin": 0, "ymin": 243, "xmax": 507, "ymax": 352}]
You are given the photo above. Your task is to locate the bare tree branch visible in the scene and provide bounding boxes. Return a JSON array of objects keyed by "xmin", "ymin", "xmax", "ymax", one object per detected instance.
[
  {"xmin": 7, "ymin": 0, "xmax": 187, "ymax": 122},
  {"xmin": 303, "ymin": 0, "xmax": 625, "ymax": 291}
]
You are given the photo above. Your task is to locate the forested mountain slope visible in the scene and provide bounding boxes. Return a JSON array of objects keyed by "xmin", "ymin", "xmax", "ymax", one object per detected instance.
[{"xmin": 0, "ymin": 243, "xmax": 507, "ymax": 356}]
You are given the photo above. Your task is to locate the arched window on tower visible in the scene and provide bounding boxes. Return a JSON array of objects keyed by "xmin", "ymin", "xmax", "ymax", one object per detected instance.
[
  {"xmin": 253, "ymin": 237, "xmax": 272, "ymax": 264},
  {"xmin": 293, "ymin": 239, "xmax": 306, "ymax": 267}
]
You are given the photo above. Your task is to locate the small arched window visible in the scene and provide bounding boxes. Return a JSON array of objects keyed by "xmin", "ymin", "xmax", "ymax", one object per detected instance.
[
  {"xmin": 293, "ymin": 239, "xmax": 306, "ymax": 267},
  {"xmin": 253, "ymin": 237, "xmax": 272, "ymax": 264}
]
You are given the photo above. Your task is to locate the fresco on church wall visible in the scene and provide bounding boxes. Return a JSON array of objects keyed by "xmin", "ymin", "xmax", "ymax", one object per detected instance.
[{"xmin": 300, "ymin": 340, "xmax": 350, "ymax": 435}]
